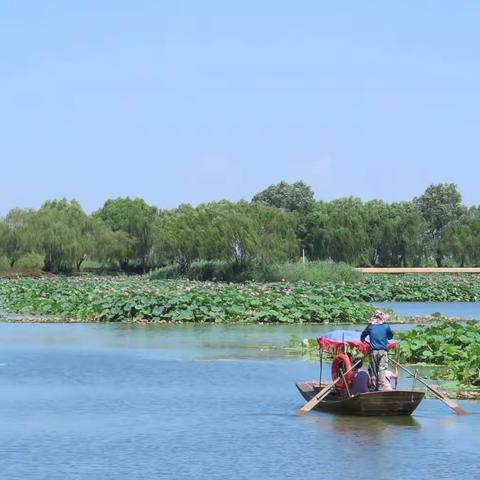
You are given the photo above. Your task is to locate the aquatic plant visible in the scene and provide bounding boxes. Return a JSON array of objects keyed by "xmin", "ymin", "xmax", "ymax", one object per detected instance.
[
  {"xmin": 398, "ymin": 321, "xmax": 480, "ymax": 386},
  {"xmin": 0, "ymin": 277, "xmax": 374, "ymax": 323},
  {"xmin": 1, "ymin": 274, "xmax": 479, "ymax": 325}
]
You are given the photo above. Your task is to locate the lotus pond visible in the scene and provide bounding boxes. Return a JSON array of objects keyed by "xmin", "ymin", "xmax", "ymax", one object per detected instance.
[{"xmin": 0, "ymin": 274, "xmax": 479, "ymax": 324}]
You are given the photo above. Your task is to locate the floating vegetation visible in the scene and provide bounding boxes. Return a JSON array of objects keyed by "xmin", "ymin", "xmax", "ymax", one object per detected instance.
[
  {"xmin": 0, "ymin": 277, "xmax": 374, "ymax": 323},
  {"xmin": 0, "ymin": 274, "xmax": 479, "ymax": 325},
  {"xmin": 343, "ymin": 274, "xmax": 480, "ymax": 302},
  {"xmin": 398, "ymin": 321, "xmax": 480, "ymax": 387}
]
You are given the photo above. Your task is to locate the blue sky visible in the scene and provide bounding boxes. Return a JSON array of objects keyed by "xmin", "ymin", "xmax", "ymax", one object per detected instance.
[{"xmin": 1, "ymin": 1, "xmax": 479, "ymax": 214}]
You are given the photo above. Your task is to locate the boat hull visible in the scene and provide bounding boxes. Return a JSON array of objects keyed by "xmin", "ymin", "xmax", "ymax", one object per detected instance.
[{"xmin": 296, "ymin": 381, "xmax": 425, "ymax": 416}]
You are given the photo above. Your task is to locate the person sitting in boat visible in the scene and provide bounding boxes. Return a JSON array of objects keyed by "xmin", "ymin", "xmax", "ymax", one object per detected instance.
[
  {"xmin": 360, "ymin": 310, "xmax": 394, "ymax": 391},
  {"xmin": 382, "ymin": 369, "xmax": 399, "ymax": 391},
  {"xmin": 350, "ymin": 358, "xmax": 372, "ymax": 394}
]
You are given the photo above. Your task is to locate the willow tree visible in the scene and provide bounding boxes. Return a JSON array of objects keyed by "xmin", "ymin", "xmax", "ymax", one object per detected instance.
[
  {"xmin": 383, "ymin": 202, "xmax": 425, "ymax": 267},
  {"xmin": 153, "ymin": 204, "xmax": 206, "ymax": 271},
  {"xmin": 88, "ymin": 219, "xmax": 130, "ymax": 270},
  {"xmin": 413, "ymin": 183, "xmax": 465, "ymax": 266},
  {"xmin": 208, "ymin": 200, "xmax": 298, "ymax": 267},
  {"xmin": 304, "ymin": 198, "xmax": 369, "ymax": 264},
  {"xmin": 0, "ymin": 208, "xmax": 36, "ymax": 267},
  {"xmin": 32, "ymin": 199, "xmax": 90, "ymax": 272},
  {"xmin": 363, "ymin": 200, "xmax": 390, "ymax": 266},
  {"xmin": 441, "ymin": 207, "xmax": 480, "ymax": 266},
  {"xmin": 153, "ymin": 200, "xmax": 298, "ymax": 270},
  {"xmin": 363, "ymin": 201, "xmax": 425, "ymax": 266},
  {"xmin": 252, "ymin": 180, "xmax": 315, "ymax": 252},
  {"xmin": 94, "ymin": 197, "xmax": 158, "ymax": 272}
]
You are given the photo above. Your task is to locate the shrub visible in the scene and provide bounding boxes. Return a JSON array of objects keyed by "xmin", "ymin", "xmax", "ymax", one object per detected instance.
[
  {"xmin": 187, "ymin": 260, "xmax": 239, "ymax": 282},
  {"xmin": 150, "ymin": 261, "xmax": 258, "ymax": 282},
  {"xmin": 0, "ymin": 256, "xmax": 9, "ymax": 272},
  {"xmin": 16, "ymin": 253, "xmax": 45, "ymax": 270},
  {"xmin": 150, "ymin": 260, "xmax": 363, "ymax": 284},
  {"xmin": 264, "ymin": 260, "xmax": 364, "ymax": 284},
  {"xmin": 149, "ymin": 264, "xmax": 183, "ymax": 280}
]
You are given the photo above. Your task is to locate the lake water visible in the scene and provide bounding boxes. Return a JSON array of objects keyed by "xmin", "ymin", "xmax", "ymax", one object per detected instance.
[
  {"xmin": 0, "ymin": 322, "xmax": 478, "ymax": 480},
  {"xmin": 373, "ymin": 301, "xmax": 480, "ymax": 319}
]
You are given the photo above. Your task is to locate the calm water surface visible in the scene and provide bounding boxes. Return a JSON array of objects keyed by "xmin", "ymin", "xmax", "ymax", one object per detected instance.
[
  {"xmin": 0, "ymin": 321, "xmax": 478, "ymax": 480},
  {"xmin": 373, "ymin": 301, "xmax": 480, "ymax": 319}
]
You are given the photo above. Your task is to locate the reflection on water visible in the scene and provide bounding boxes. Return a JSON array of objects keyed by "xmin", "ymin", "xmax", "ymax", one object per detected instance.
[
  {"xmin": 297, "ymin": 403, "xmax": 479, "ymax": 479},
  {"xmin": 302, "ymin": 413, "xmax": 421, "ymax": 446}
]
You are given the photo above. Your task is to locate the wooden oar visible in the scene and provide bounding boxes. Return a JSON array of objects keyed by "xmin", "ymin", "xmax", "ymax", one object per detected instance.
[
  {"xmin": 390, "ymin": 359, "xmax": 466, "ymax": 415},
  {"xmin": 296, "ymin": 359, "xmax": 361, "ymax": 416},
  {"xmin": 394, "ymin": 345, "xmax": 400, "ymax": 390}
]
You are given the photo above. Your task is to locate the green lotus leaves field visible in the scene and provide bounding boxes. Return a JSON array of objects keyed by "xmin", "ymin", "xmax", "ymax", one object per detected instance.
[
  {"xmin": 0, "ymin": 277, "xmax": 374, "ymax": 323},
  {"xmin": 356, "ymin": 274, "xmax": 480, "ymax": 302},
  {"xmin": 398, "ymin": 321, "xmax": 480, "ymax": 386},
  {"xmin": 0, "ymin": 274, "xmax": 479, "ymax": 323}
]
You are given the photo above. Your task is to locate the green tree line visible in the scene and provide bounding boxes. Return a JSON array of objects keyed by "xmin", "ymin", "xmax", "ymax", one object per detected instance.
[{"xmin": 0, "ymin": 182, "xmax": 478, "ymax": 274}]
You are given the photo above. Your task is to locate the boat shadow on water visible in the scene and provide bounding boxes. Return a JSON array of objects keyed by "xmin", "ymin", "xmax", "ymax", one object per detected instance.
[{"xmin": 300, "ymin": 412, "xmax": 421, "ymax": 444}]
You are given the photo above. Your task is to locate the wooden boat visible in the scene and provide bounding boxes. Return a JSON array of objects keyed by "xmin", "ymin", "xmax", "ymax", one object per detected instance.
[
  {"xmin": 296, "ymin": 329, "xmax": 465, "ymax": 416},
  {"xmin": 296, "ymin": 380, "xmax": 425, "ymax": 416}
]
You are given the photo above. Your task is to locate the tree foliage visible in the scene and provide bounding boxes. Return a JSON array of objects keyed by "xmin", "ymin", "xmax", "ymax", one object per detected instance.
[
  {"xmin": 89, "ymin": 219, "xmax": 130, "ymax": 270},
  {"xmin": 252, "ymin": 180, "xmax": 315, "ymax": 214},
  {"xmin": 440, "ymin": 207, "xmax": 480, "ymax": 267},
  {"xmin": 413, "ymin": 183, "xmax": 466, "ymax": 266},
  {"xmin": 94, "ymin": 198, "xmax": 158, "ymax": 272},
  {"xmin": 33, "ymin": 199, "xmax": 90, "ymax": 273},
  {"xmin": 0, "ymin": 182, "xmax": 478, "ymax": 274},
  {"xmin": 0, "ymin": 208, "xmax": 36, "ymax": 267},
  {"xmin": 304, "ymin": 198, "xmax": 368, "ymax": 264},
  {"xmin": 154, "ymin": 201, "xmax": 298, "ymax": 271}
]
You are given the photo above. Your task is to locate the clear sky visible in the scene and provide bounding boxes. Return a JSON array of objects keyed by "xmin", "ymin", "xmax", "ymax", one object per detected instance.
[{"xmin": 1, "ymin": 1, "xmax": 479, "ymax": 215}]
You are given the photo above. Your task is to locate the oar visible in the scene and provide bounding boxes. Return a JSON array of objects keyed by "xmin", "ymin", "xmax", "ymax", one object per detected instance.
[
  {"xmin": 390, "ymin": 359, "xmax": 466, "ymax": 415},
  {"xmin": 394, "ymin": 345, "xmax": 400, "ymax": 390},
  {"xmin": 296, "ymin": 359, "xmax": 361, "ymax": 416}
]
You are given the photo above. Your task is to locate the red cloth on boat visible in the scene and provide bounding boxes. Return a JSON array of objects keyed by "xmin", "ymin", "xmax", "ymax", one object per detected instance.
[{"xmin": 317, "ymin": 336, "xmax": 398, "ymax": 356}]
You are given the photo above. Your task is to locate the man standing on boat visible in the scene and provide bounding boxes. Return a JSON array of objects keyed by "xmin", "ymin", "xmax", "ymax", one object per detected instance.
[{"xmin": 360, "ymin": 310, "xmax": 394, "ymax": 391}]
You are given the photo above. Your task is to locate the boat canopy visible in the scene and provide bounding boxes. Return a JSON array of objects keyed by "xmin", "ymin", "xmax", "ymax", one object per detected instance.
[{"xmin": 317, "ymin": 329, "xmax": 399, "ymax": 356}]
